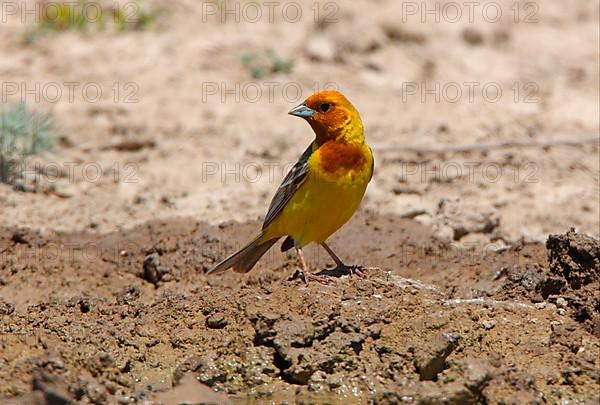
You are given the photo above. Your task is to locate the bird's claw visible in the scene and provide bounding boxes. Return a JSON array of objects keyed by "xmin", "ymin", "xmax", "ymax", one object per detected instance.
[
  {"xmin": 340, "ymin": 265, "xmax": 380, "ymax": 278},
  {"xmin": 289, "ymin": 269, "xmax": 334, "ymax": 285},
  {"xmin": 339, "ymin": 264, "xmax": 368, "ymax": 278}
]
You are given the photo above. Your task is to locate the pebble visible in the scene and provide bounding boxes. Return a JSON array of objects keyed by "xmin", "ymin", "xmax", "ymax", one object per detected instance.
[
  {"xmin": 206, "ymin": 313, "xmax": 228, "ymax": 329},
  {"xmin": 556, "ymin": 297, "xmax": 568, "ymax": 308},
  {"xmin": 414, "ymin": 333, "xmax": 461, "ymax": 381},
  {"xmin": 482, "ymin": 320, "xmax": 496, "ymax": 330},
  {"xmin": 79, "ymin": 299, "xmax": 90, "ymax": 313},
  {"xmin": 142, "ymin": 254, "xmax": 173, "ymax": 285}
]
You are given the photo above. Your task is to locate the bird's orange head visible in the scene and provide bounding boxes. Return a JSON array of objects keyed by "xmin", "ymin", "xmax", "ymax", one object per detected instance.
[{"xmin": 288, "ymin": 90, "xmax": 364, "ymax": 144}]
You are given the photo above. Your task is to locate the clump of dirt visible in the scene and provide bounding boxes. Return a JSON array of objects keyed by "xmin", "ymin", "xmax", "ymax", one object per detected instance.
[
  {"xmin": 479, "ymin": 229, "xmax": 600, "ymax": 337},
  {"xmin": 546, "ymin": 229, "xmax": 600, "ymax": 336},
  {"xmin": 0, "ymin": 213, "xmax": 599, "ymax": 403},
  {"xmin": 547, "ymin": 228, "xmax": 599, "ymax": 289}
]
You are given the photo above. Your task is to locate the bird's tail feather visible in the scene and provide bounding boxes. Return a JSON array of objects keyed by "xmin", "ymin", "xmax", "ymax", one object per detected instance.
[{"xmin": 207, "ymin": 234, "xmax": 279, "ymax": 275}]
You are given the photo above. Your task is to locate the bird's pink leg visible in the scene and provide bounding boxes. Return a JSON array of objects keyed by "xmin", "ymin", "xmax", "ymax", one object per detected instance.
[
  {"xmin": 321, "ymin": 242, "xmax": 367, "ymax": 278},
  {"xmin": 292, "ymin": 247, "xmax": 333, "ymax": 284}
]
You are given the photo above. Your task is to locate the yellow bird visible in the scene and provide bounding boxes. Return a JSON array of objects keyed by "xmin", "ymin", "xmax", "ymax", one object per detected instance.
[{"xmin": 208, "ymin": 90, "xmax": 374, "ymax": 282}]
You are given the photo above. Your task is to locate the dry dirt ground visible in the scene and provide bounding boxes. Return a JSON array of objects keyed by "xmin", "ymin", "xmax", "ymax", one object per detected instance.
[
  {"xmin": 0, "ymin": 0, "xmax": 599, "ymax": 403},
  {"xmin": 1, "ymin": 213, "xmax": 599, "ymax": 404}
]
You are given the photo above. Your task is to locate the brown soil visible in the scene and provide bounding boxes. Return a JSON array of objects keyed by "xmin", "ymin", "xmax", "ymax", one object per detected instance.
[{"xmin": 1, "ymin": 212, "xmax": 598, "ymax": 404}]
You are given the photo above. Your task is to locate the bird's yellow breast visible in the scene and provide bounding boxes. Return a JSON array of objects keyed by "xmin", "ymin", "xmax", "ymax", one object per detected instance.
[{"xmin": 264, "ymin": 141, "xmax": 373, "ymax": 247}]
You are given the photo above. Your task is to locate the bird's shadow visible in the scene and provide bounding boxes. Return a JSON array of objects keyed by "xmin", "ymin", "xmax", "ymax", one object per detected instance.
[
  {"xmin": 313, "ymin": 265, "xmax": 353, "ymax": 278},
  {"xmin": 288, "ymin": 264, "xmax": 375, "ymax": 283},
  {"xmin": 287, "ymin": 265, "xmax": 351, "ymax": 283}
]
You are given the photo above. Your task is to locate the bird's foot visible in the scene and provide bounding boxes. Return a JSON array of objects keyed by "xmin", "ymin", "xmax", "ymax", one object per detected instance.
[
  {"xmin": 289, "ymin": 269, "xmax": 334, "ymax": 285},
  {"xmin": 336, "ymin": 264, "xmax": 370, "ymax": 278}
]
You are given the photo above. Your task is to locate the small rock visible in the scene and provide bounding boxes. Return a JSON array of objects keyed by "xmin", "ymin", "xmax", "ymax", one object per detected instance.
[
  {"xmin": 546, "ymin": 229, "xmax": 599, "ymax": 289},
  {"xmin": 142, "ymin": 254, "xmax": 173, "ymax": 286},
  {"xmin": 78, "ymin": 299, "xmax": 90, "ymax": 313},
  {"xmin": 414, "ymin": 333, "xmax": 461, "ymax": 381},
  {"xmin": 482, "ymin": 320, "xmax": 496, "ymax": 330},
  {"xmin": 206, "ymin": 313, "xmax": 228, "ymax": 329},
  {"xmin": 556, "ymin": 297, "xmax": 568, "ymax": 309}
]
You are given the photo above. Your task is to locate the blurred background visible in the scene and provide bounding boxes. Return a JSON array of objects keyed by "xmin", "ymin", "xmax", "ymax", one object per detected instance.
[{"xmin": 1, "ymin": 0, "xmax": 598, "ymax": 242}]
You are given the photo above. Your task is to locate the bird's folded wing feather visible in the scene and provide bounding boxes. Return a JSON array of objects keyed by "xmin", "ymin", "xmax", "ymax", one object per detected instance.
[{"xmin": 262, "ymin": 143, "xmax": 314, "ymax": 230}]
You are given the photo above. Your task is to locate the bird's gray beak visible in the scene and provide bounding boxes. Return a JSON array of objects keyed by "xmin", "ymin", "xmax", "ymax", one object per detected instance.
[{"xmin": 288, "ymin": 103, "xmax": 315, "ymax": 118}]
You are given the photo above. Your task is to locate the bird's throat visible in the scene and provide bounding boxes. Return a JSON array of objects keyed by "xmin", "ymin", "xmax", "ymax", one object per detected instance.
[{"xmin": 311, "ymin": 118, "xmax": 365, "ymax": 146}]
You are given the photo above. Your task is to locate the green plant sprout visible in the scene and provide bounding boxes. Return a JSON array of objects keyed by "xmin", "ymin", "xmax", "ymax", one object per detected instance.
[
  {"xmin": 240, "ymin": 49, "xmax": 294, "ymax": 79},
  {"xmin": 24, "ymin": 1, "xmax": 164, "ymax": 43},
  {"xmin": 0, "ymin": 104, "xmax": 55, "ymax": 184}
]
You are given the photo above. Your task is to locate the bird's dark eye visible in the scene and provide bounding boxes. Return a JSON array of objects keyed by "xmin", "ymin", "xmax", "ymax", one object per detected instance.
[{"xmin": 320, "ymin": 103, "xmax": 331, "ymax": 112}]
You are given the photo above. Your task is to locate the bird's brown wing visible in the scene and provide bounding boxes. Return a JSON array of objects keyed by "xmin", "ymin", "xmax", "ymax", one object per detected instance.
[{"xmin": 262, "ymin": 143, "xmax": 314, "ymax": 230}]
